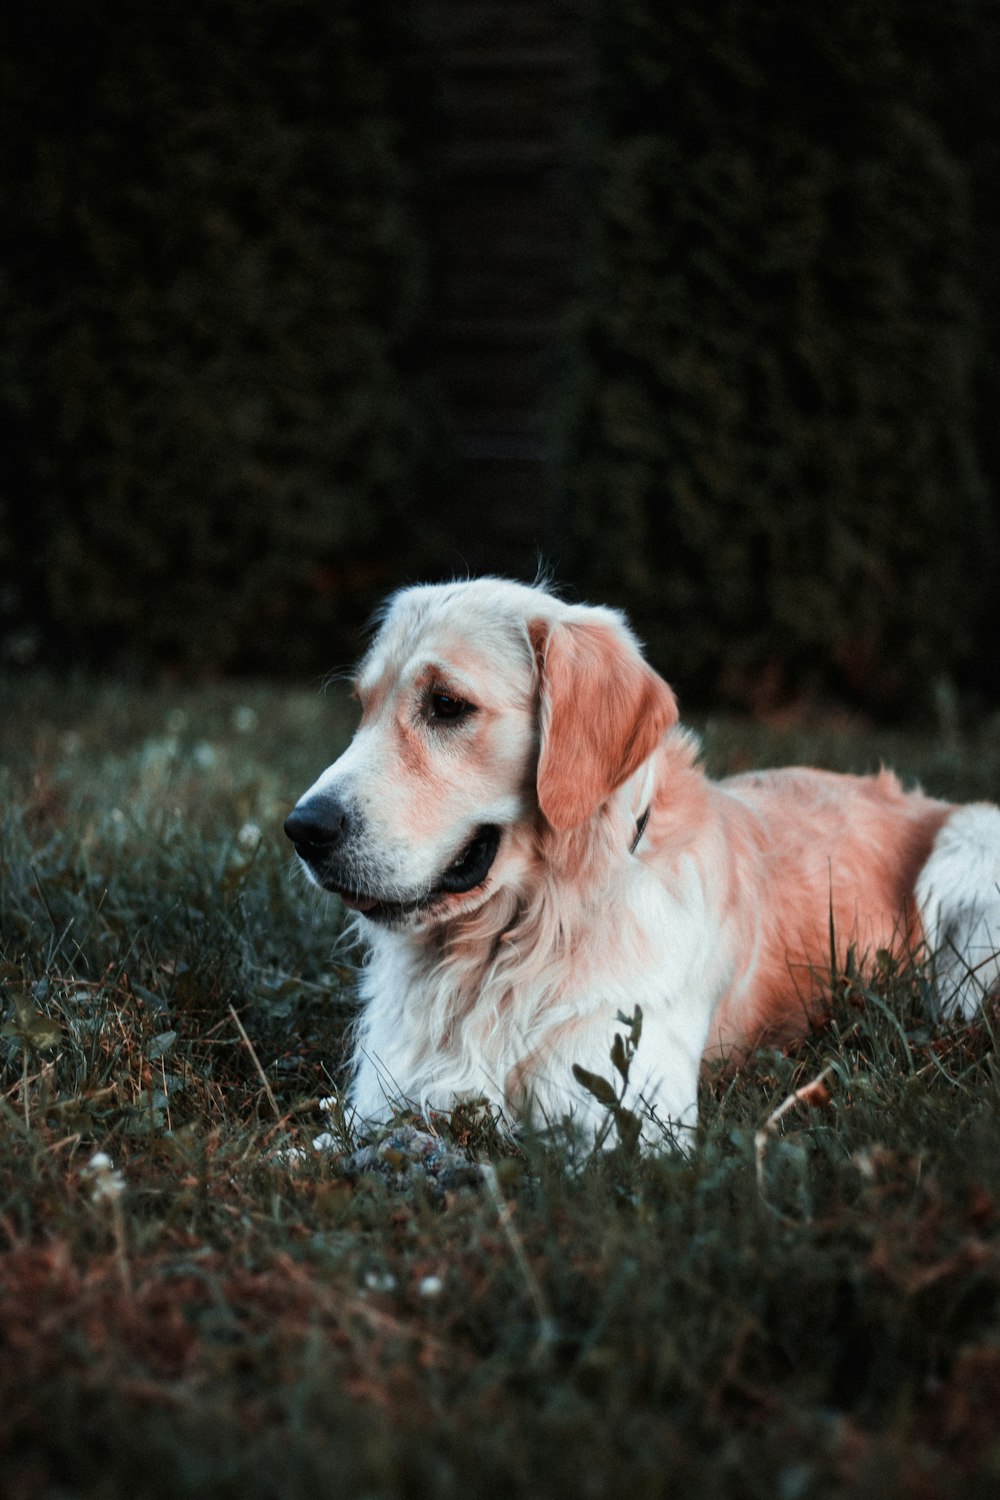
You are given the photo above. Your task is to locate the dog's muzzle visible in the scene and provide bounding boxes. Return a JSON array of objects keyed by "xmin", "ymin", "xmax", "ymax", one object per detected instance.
[{"xmin": 284, "ymin": 794, "xmax": 501, "ymax": 923}]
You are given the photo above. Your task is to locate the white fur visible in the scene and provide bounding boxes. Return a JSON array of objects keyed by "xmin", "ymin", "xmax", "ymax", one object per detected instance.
[
  {"xmin": 347, "ymin": 761, "xmax": 721, "ymax": 1146},
  {"xmin": 916, "ymin": 804, "xmax": 1000, "ymax": 1018}
]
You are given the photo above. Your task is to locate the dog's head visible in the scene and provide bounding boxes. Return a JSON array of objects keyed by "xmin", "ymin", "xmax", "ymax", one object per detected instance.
[{"xmin": 284, "ymin": 579, "xmax": 677, "ymax": 929}]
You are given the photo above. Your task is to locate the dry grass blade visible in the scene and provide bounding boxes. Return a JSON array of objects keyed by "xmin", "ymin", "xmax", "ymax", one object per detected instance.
[
  {"xmin": 481, "ymin": 1162, "xmax": 559, "ymax": 1357},
  {"xmin": 754, "ymin": 1064, "xmax": 835, "ymax": 1196},
  {"xmin": 228, "ymin": 1004, "xmax": 282, "ymax": 1122}
]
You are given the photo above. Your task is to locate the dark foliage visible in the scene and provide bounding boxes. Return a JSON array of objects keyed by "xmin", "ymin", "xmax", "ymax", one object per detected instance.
[
  {"xmin": 1, "ymin": 0, "xmax": 999, "ymax": 705},
  {"xmin": 0, "ymin": 0, "xmax": 438, "ymax": 674},
  {"xmin": 562, "ymin": 0, "xmax": 997, "ymax": 711}
]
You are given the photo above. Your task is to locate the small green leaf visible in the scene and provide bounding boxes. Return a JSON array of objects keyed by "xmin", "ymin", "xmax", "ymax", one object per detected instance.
[
  {"xmin": 2, "ymin": 1006, "xmax": 63, "ymax": 1050},
  {"xmin": 147, "ymin": 1030, "xmax": 178, "ymax": 1060},
  {"xmin": 572, "ymin": 1064, "xmax": 618, "ymax": 1107},
  {"xmin": 11, "ymin": 985, "xmax": 36, "ymax": 1028},
  {"xmin": 610, "ymin": 1033, "xmax": 629, "ymax": 1082},
  {"xmin": 612, "ymin": 1105, "xmax": 643, "ymax": 1155},
  {"xmin": 615, "ymin": 1005, "xmax": 643, "ymax": 1050},
  {"xmin": 122, "ymin": 1105, "xmax": 168, "ymax": 1136},
  {"xmin": 27, "ymin": 1015, "xmax": 63, "ymax": 1050}
]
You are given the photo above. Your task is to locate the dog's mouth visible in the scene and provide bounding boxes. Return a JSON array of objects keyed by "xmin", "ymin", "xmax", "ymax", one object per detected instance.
[{"xmin": 323, "ymin": 824, "xmax": 502, "ymax": 926}]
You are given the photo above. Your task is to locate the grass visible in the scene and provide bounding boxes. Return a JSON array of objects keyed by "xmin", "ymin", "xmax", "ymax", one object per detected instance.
[{"xmin": 3, "ymin": 671, "xmax": 1000, "ymax": 1498}]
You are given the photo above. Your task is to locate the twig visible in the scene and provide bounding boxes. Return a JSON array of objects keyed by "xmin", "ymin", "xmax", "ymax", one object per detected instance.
[
  {"xmin": 481, "ymin": 1163, "xmax": 558, "ymax": 1357},
  {"xmin": 754, "ymin": 1064, "xmax": 834, "ymax": 1195},
  {"xmin": 228, "ymin": 1004, "xmax": 281, "ymax": 1121}
]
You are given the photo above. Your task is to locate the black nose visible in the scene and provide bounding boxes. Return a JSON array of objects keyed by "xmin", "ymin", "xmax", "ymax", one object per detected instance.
[{"xmin": 284, "ymin": 794, "xmax": 353, "ymax": 853}]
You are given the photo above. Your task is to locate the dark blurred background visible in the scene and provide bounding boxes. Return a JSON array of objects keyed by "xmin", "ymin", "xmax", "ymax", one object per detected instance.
[{"xmin": 2, "ymin": 0, "xmax": 998, "ymax": 716}]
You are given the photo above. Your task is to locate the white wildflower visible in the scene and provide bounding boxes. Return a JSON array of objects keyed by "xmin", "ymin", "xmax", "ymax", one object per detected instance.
[
  {"xmin": 364, "ymin": 1270, "xmax": 396, "ymax": 1293},
  {"xmin": 237, "ymin": 821, "xmax": 262, "ymax": 852},
  {"xmin": 274, "ymin": 1145, "xmax": 310, "ymax": 1166},
  {"xmin": 83, "ymin": 1151, "xmax": 126, "ymax": 1204},
  {"xmin": 232, "ymin": 705, "xmax": 259, "ymax": 734},
  {"xmin": 418, "ymin": 1275, "xmax": 444, "ymax": 1299}
]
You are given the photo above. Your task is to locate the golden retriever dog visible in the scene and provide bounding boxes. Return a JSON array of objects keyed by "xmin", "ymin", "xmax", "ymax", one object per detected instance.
[{"xmin": 285, "ymin": 577, "xmax": 1000, "ymax": 1145}]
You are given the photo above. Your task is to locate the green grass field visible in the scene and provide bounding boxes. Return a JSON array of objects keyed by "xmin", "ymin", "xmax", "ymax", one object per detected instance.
[{"xmin": 3, "ymin": 672, "xmax": 1000, "ymax": 1499}]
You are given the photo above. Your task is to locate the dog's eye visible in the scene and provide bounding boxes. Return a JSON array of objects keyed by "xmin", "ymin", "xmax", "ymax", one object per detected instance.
[{"xmin": 429, "ymin": 691, "xmax": 473, "ymax": 722}]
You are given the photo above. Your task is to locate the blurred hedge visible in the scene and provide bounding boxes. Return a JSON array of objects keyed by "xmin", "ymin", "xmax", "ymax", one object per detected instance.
[
  {"xmin": 0, "ymin": 0, "xmax": 437, "ymax": 674},
  {"xmin": 2, "ymin": 0, "xmax": 998, "ymax": 708},
  {"xmin": 561, "ymin": 0, "xmax": 996, "ymax": 711}
]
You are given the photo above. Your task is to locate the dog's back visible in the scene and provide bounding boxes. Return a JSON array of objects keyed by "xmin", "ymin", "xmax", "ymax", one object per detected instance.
[{"xmin": 706, "ymin": 766, "xmax": 953, "ymax": 1056}]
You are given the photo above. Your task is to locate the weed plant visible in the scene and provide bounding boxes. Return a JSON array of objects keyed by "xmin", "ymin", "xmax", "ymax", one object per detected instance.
[{"xmin": 2, "ymin": 674, "xmax": 1000, "ymax": 1498}]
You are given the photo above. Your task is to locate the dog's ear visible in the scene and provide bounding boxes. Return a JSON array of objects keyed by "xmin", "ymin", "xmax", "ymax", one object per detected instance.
[{"xmin": 530, "ymin": 615, "xmax": 678, "ymax": 832}]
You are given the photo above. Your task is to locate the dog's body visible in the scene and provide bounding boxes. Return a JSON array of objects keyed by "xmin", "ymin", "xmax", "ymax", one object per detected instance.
[{"xmin": 285, "ymin": 578, "xmax": 1000, "ymax": 1144}]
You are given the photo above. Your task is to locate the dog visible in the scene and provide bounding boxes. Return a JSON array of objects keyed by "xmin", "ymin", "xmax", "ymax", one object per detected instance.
[{"xmin": 285, "ymin": 577, "xmax": 1000, "ymax": 1146}]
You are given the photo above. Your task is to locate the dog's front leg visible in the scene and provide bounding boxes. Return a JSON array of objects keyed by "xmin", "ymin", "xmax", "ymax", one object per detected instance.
[
  {"xmin": 516, "ymin": 1011, "xmax": 704, "ymax": 1153},
  {"xmin": 347, "ymin": 1048, "xmax": 407, "ymax": 1130}
]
